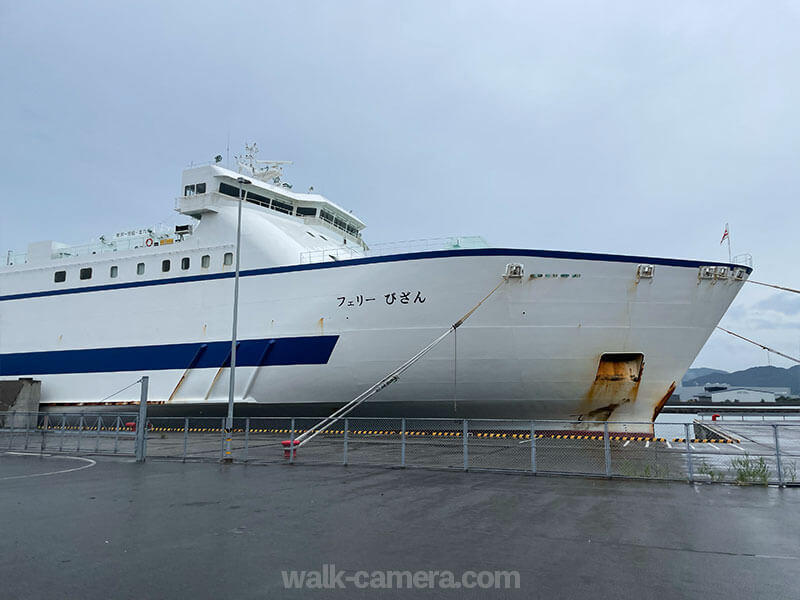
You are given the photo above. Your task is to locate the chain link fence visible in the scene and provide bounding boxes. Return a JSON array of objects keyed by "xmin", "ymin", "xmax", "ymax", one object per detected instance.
[
  {"xmin": 0, "ymin": 411, "xmax": 139, "ymax": 457},
  {"xmin": 2, "ymin": 409, "xmax": 798, "ymax": 486}
]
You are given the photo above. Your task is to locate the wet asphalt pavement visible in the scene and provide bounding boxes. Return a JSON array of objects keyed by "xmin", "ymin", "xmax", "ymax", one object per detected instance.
[{"xmin": 1, "ymin": 452, "xmax": 798, "ymax": 599}]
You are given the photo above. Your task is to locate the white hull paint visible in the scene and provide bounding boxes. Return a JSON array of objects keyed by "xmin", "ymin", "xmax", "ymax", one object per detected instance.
[{"xmin": 1, "ymin": 250, "xmax": 746, "ymax": 433}]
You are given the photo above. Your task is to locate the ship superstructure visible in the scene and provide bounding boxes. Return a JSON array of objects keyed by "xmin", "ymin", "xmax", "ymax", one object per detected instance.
[{"xmin": 0, "ymin": 150, "xmax": 752, "ymax": 433}]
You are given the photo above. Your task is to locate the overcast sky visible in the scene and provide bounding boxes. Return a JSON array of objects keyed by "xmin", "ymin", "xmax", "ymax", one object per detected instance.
[{"xmin": 1, "ymin": 1, "xmax": 798, "ymax": 372}]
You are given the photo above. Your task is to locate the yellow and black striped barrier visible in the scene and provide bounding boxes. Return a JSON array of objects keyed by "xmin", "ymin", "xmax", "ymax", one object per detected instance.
[{"xmin": 34, "ymin": 425, "xmax": 740, "ymax": 444}]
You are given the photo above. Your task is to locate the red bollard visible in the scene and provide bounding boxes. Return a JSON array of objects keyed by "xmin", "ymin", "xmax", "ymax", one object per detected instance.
[
  {"xmin": 282, "ymin": 439, "xmax": 300, "ymax": 459},
  {"xmin": 711, "ymin": 413, "xmax": 720, "ymax": 421}
]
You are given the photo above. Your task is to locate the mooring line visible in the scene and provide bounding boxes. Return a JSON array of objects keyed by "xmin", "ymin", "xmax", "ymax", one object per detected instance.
[
  {"xmin": 716, "ymin": 326, "xmax": 800, "ymax": 364},
  {"xmin": 747, "ymin": 280, "xmax": 800, "ymax": 295},
  {"xmin": 294, "ymin": 277, "xmax": 509, "ymax": 449}
]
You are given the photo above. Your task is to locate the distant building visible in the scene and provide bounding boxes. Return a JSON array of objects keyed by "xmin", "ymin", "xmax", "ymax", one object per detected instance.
[
  {"xmin": 709, "ymin": 388, "xmax": 779, "ymax": 403},
  {"xmin": 674, "ymin": 383, "xmax": 791, "ymax": 403}
]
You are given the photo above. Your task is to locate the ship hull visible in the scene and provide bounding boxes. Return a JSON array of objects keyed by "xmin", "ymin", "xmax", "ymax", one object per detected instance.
[{"xmin": 0, "ymin": 249, "xmax": 748, "ymax": 433}]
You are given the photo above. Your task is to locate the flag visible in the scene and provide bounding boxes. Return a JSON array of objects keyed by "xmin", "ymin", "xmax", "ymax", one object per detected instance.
[{"xmin": 720, "ymin": 224, "xmax": 729, "ymax": 244}]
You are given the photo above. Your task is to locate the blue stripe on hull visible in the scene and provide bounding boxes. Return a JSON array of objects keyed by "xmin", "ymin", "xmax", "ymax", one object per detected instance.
[
  {"xmin": 0, "ymin": 247, "xmax": 753, "ymax": 303},
  {"xmin": 0, "ymin": 335, "xmax": 339, "ymax": 376}
]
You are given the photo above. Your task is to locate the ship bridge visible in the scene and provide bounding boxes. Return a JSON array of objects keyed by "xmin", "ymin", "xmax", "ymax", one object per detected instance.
[{"xmin": 178, "ymin": 161, "xmax": 366, "ymax": 248}]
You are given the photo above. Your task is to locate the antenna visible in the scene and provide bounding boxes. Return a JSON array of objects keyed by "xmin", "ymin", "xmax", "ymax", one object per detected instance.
[
  {"xmin": 226, "ymin": 131, "xmax": 231, "ymax": 169},
  {"xmin": 234, "ymin": 142, "xmax": 293, "ymax": 184}
]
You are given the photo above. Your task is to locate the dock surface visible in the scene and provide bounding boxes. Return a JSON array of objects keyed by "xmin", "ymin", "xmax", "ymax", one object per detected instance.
[{"xmin": 1, "ymin": 452, "xmax": 798, "ymax": 599}]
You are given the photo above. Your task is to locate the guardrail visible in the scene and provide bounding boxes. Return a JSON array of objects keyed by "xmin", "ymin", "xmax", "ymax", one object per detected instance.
[{"xmin": 4, "ymin": 412, "xmax": 797, "ymax": 486}]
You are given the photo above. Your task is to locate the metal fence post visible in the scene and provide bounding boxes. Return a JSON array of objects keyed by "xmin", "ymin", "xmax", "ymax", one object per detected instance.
[
  {"xmin": 400, "ymin": 417, "xmax": 405, "ymax": 468},
  {"xmin": 77, "ymin": 414, "xmax": 84, "ymax": 452},
  {"xmin": 182, "ymin": 417, "xmax": 189, "ymax": 462},
  {"xmin": 463, "ymin": 419, "xmax": 469, "ymax": 471},
  {"xmin": 289, "ymin": 418, "xmax": 296, "ymax": 464},
  {"xmin": 530, "ymin": 421, "xmax": 536, "ymax": 474},
  {"xmin": 603, "ymin": 422, "xmax": 611, "ymax": 478},
  {"xmin": 40, "ymin": 414, "xmax": 49, "ymax": 454},
  {"xmin": 24, "ymin": 413, "xmax": 31, "ymax": 450},
  {"xmin": 219, "ymin": 418, "xmax": 226, "ymax": 461},
  {"xmin": 343, "ymin": 418, "xmax": 349, "ymax": 466},
  {"xmin": 113, "ymin": 416, "xmax": 120, "ymax": 454},
  {"xmin": 135, "ymin": 376, "xmax": 149, "ymax": 463},
  {"xmin": 95, "ymin": 416, "xmax": 103, "ymax": 453},
  {"xmin": 773, "ymin": 424, "xmax": 784, "ymax": 486},
  {"xmin": 59, "ymin": 414, "xmax": 66, "ymax": 452},
  {"xmin": 8, "ymin": 414, "xmax": 15, "ymax": 450},
  {"xmin": 685, "ymin": 423, "xmax": 694, "ymax": 483},
  {"xmin": 243, "ymin": 417, "xmax": 250, "ymax": 463}
]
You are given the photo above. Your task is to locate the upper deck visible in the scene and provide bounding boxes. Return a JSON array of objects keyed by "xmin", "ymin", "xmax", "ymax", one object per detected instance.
[{"xmin": 179, "ymin": 162, "xmax": 366, "ymax": 245}]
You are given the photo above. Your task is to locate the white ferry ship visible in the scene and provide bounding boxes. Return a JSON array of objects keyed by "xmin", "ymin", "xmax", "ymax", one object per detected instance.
[{"xmin": 0, "ymin": 147, "xmax": 751, "ymax": 433}]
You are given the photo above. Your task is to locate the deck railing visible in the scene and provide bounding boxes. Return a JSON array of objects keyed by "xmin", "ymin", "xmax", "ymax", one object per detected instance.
[{"xmin": 299, "ymin": 235, "xmax": 488, "ymax": 264}]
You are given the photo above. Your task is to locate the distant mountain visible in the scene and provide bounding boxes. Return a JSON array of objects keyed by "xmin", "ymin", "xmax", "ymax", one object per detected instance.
[
  {"xmin": 684, "ymin": 365, "xmax": 800, "ymax": 395},
  {"xmin": 682, "ymin": 367, "xmax": 729, "ymax": 384}
]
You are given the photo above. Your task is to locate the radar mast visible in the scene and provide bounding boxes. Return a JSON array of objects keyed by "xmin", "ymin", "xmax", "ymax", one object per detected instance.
[{"xmin": 235, "ymin": 142, "xmax": 293, "ymax": 185}]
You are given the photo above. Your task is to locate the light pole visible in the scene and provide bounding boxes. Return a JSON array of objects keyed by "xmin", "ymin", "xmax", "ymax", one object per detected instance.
[{"xmin": 223, "ymin": 176, "xmax": 250, "ymax": 462}]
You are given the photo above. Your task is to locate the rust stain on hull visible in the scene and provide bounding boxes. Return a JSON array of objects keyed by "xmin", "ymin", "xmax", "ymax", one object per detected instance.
[
  {"xmin": 651, "ymin": 381, "xmax": 676, "ymax": 421},
  {"xmin": 578, "ymin": 353, "xmax": 644, "ymax": 422}
]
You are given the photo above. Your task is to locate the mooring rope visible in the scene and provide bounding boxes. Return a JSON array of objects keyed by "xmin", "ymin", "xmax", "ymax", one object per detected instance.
[
  {"xmin": 98, "ymin": 378, "xmax": 143, "ymax": 403},
  {"xmin": 715, "ymin": 326, "xmax": 800, "ymax": 364},
  {"xmin": 746, "ymin": 280, "xmax": 800, "ymax": 295},
  {"xmin": 294, "ymin": 277, "xmax": 509, "ymax": 448}
]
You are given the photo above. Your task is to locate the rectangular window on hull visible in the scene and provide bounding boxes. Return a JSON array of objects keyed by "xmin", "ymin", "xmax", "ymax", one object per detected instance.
[
  {"xmin": 201, "ymin": 255, "xmax": 210, "ymax": 268},
  {"xmin": 54, "ymin": 270, "xmax": 66, "ymax": 283},
  {"xmin": 110, "ymin": 265, "xmax": 118, "ymax": 278},
  {"xmin": 80, "ymin": 267, "xmax": 92, "ymax": 280},
  {"xmin": 137, "ymin": 262, "xmax": 145, "ymax": 275},
  {"xmin": 223, "ymin": 252, "xmax": 233, "ymax": 266},
  {"xmin": 181, "ymin": 257, "xmax": 190, "ymax": 270},
  {"xmin": 162, "ymin": 259, "xmax": 171, "ymax": 273}
]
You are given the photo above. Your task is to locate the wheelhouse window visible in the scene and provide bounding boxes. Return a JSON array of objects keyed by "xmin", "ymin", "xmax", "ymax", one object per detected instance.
[
  {"xmin": 271, "ymin": 199, "xmax": 293, "ymax": 214},
  {"xmin": 137, "ymin": 262, "xmax": 145, "ymax": 275},
  {"xmin": 181, "ymin": 257, "xmax": 190, "ymax": 270},
  {"xmin": 184, "ymin": 182, "xmax": 206, "ymax": 196},
  {"xmin": 297, "ymin": 206, "xmax": 317, "ymax": 217},
  {"xmin": 54, "ymin": 270, "xmax": 66, "ymax": 283},
  {"xmin": 201, "ymin": 255, "xmax": 210, "ymax": 268},
  {"xmin": 110, "ymin": 265, "xmax": 118, "ymax": 278},
  {"xmin": 219, "ymin": 182, "xmax": 270, "ymax": 207},
  {"xmin": 223, "ymin": 252, "xmax": 233, "ymax": 266},
  {"xmin": 80, "ymin": 268, "xmax": 92, "ymax": 280},
  {"xmin": 162, "ymin": 259, "xmax": 171, "ymax": 272}
]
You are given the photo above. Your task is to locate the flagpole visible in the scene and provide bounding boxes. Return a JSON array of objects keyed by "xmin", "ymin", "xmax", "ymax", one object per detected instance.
[{"xmin": 727, "ymin": 223, "xmax": 731, "ymax": 263}]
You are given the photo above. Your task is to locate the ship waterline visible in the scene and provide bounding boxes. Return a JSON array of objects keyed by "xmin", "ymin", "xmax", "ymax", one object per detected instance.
[{"xmin": 2, "ymin": 245, "xmax": 748, "ymax": 434}]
